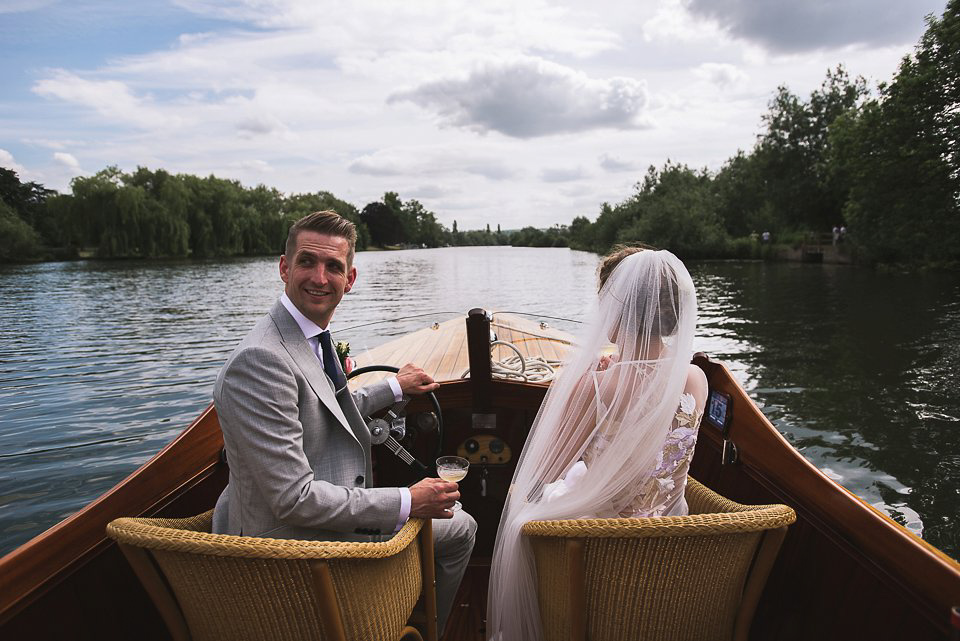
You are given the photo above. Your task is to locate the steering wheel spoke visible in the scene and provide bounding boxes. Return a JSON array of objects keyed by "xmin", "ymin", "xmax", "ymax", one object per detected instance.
[{"xmin": 347, "ymin": 364, "xmax": 444, "ymax": 477}]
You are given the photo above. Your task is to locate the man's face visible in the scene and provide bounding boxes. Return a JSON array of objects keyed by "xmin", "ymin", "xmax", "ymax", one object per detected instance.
[{"xmin": 279, "ymin": 231, "xmax": 357, "ymax": 328}]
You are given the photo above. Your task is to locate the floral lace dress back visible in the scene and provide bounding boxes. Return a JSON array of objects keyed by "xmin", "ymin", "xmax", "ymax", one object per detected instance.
[{"xmin": 584, "ymin": 392, "xmax": 704, "ymax": 517}]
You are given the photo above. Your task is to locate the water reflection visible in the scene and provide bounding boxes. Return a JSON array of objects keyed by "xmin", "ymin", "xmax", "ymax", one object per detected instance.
[
  {"xmin": 0, "ymin": 251, "xmax": 957, "ymax": 558},
  {"xmin": 689, "ymin": 262, "xmax": 960, "ymax": 552}
]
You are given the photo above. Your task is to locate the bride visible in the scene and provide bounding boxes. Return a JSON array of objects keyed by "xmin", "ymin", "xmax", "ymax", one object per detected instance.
[{"xmin": 487, "ymin": 246, "xmax": 707, "ymax": 640}]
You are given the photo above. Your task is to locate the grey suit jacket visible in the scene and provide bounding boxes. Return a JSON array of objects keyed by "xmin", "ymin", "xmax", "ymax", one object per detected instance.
[{"xmin": 213, "ymin": 301, "xmax": 400, "ymax": 541}]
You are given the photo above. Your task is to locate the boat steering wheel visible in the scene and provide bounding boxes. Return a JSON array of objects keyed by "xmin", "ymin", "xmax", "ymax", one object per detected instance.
[{"xmin": 346, "ymin": 365, "xmax": 444, "ymax": 477}]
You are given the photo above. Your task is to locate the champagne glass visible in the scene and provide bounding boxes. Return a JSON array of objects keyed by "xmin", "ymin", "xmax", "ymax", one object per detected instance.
[{"xmin": 436, "ymin": 455, "xmax": 469, "ymax": 512}]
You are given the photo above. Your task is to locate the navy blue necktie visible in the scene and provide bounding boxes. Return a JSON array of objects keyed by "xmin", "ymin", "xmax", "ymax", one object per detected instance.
[{"xmin": 318, "ymin": 331, "xmax": 346, "ymax": 390}]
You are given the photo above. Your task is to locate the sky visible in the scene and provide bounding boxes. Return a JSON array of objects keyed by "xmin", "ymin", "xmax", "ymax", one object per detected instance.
[{"xmin": 0, "ymin": 0, "xmax": 948, "ymax": 231}]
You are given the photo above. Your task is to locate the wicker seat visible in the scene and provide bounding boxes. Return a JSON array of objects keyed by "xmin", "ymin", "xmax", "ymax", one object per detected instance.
[
  {"xmin": 521, "ymin": 478, "xmax": 797, "ymax": 641},
  {"xmin": 106, "ymin": 511, "xmax": 437, "ymax": 641}
]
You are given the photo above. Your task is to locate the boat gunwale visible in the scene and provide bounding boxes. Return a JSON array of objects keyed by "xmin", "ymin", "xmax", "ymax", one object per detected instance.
[{"xmin": 693, "ymin": 354, "xmax": 959, "ymax": 630}]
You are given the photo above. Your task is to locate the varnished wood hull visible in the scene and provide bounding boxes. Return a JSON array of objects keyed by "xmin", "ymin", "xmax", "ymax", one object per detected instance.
[
  {"xmin": 690, "ymin": 354, "xmax": 959, "ymax": 641},
  {"xmin": 1, "ymin": 313, "xmax": 956, "ymax": 640}
]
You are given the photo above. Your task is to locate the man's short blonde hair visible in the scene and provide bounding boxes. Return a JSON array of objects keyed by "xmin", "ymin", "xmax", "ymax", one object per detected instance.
[{"xmin": 285, "ymin": 211, "xmax": 357, "ymax": 265}]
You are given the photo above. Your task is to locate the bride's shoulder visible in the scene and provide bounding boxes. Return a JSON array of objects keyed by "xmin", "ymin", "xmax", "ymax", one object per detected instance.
[{"xmin": 683, "ymin": 364, "xmax": 708, "ymax": 410}]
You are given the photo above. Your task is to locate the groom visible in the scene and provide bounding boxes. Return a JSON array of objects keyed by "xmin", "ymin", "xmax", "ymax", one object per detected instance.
[{"xmin": 212, "ymin": 210, "xmax": 476, "ymax": 635}]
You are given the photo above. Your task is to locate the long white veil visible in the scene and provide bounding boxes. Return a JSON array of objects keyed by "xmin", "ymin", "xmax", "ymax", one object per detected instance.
[{"xmin": 487, "ymin": 249, "xmax": 697, "ymax": 640}]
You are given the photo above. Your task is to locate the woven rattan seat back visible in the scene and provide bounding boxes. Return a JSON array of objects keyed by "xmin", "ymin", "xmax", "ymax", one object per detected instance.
[
  {"xmin": 521, "ymin": 478, "xmax": 796, "ymax": 641},
  {"xmin": 106, "ymin": 511, "xmax": 436, "ymax": 641}
]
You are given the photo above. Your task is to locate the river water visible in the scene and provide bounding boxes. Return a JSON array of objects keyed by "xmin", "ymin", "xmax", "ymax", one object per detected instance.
[{"xmin": 1, "ymin": 247, "xmax": 958, "ymax": 558}]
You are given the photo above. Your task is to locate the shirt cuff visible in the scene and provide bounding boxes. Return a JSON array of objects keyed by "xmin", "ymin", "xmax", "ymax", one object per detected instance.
[
  {"xmin": 388, "ymin": 376, "xmax": 403, "ymax": 402},
  {"xmin": 395, "ymin": 487, "xmax": 411, "ymax": 532}
]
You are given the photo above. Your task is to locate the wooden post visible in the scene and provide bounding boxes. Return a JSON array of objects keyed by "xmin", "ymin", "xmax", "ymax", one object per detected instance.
[{"xmin": 466, "ymin": 308, "xmax": 495, "ymax": 429}]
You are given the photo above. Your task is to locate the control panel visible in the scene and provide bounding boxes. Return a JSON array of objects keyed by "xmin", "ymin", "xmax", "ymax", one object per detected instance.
[{"xmin": 456, "ymin": 434, "xmax": 512, "ymax": 465}]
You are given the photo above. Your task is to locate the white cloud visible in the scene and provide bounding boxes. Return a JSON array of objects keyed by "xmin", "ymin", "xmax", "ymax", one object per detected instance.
[
  {"xmin": 693, "ymin": 63, "xmax": 748, "ymax": 89},
  {"xmin": 348, "ymin": 155, "xmax": 405, "ymax": 177},
  {"xmin": 172, "ymin": 0, "xmax": 620, "ymax": 58},
  {"xmin": 53, "ymin": 152, "xmax": 82, "ymax": 172},
  {"xmin": 0, "ymin": 149, "xmax": 27, "ymax": 174},
  {"xmin": 236, "ymin": 114, "xmax": 288, "ymax": 137},
  {"xmin": 407, "ymin": 184, "xmax": 457, "ymax": 200},
  {"xmin": 541, "ymin": 166, "xmax": 586, "ymax": 182},
  {"xmin": 461, "ymin": 160, "xmax": 516, "ymax": 181},
  {"xmin": 348, "ymin": 147, "xmax": 520, "ymax": 181},
  {"xmin": 643, "ymin": 0, "xmax": 727, "ymax": 43},
  {"xmin": 389, "ymin": 57, "xmax": 650, "ymax": 138},
  {"xmin": 21, "ymin": 138, "xmax": 82, "ymax": 150},
  {"xmin": 229, "ymin": 159, "xmax": 274, "ymax": 173},
  {"xmin": 598, "ymin": 154, "xmax": 638, "ymax": 173},
  {"xmin": 32, "ymin": 70, "xmax": 177, "ymax": 129},
  {"xmin": 0, "ymin": 0, "xmax": 56, "ymax": 14}
]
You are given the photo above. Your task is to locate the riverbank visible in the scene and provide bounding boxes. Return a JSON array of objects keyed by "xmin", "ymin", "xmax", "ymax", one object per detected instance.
[
  {"xmin": 8, "ymin": 239, "xmax": 957, "ymax": 271},
  {"xmin": 777, "ymin": 243, "xmax": 855, "ymax": 265}
]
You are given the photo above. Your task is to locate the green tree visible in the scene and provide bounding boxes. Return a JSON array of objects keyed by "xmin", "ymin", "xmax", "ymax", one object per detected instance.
[
  {"xmin": 713, "ymin": 151, "xmax": 772, "ymax": 238},
  {"xmin": 70, "ymin": 168, "xmax": 125, "ymax": 256},
  {"xmin": 755, "ymin": 66, "xmax": 868, "ymax": 233},
  {"xmin": 0, "ymin": 167, "xmax": 57, "ymax": 245},
  {"xmin": 568, "ymin": 215, "xmax": 595, "ymax": 250},
  {"xmin": 0, "ymin": 200, "xmax": 42, "ymax": 261},
  {"xmin": 361, "ymin": 199, "xmax": 404, "ymax": 246},
  {"xmin": 408, "ymin": 200, "xmax": 446, "ymax": 247},
  {"xmin": 284, "ymin": 191, "xmax": 367, "ymax": 250},
  {"xmin": 615, "ymin": 163, "xmax": 727, "ymax": 257},
  {"xmin": 588, "ymin": 201, "xmax": 633, "ymax": 253},
  {"xmin": 43, "ymin": 193, "xmax": 79, "ymax": 251},
  {"xmin": 831, "ymin": 1, "xmax": 960, "ymax": 264}
]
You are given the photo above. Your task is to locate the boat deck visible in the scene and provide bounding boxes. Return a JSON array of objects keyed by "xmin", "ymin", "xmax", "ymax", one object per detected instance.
[
  {"xmin": 441, "ymin": 563, "xmax": 490, "ymax": 641},
  {"xmin": 347, "ymin": 311, "xmax": 574, "ymax": 385}
]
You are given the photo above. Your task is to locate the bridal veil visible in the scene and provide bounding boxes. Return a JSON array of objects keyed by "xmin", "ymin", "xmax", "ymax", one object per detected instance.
[{"xmin": 487, "ymin": 248, "xmax": 698, "ymax": 640}]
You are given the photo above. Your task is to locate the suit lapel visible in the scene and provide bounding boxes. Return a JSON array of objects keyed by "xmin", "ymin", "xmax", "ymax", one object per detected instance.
[{"xmin": 269, "ymin": 302, "xmax": 359, "ymax": 446}]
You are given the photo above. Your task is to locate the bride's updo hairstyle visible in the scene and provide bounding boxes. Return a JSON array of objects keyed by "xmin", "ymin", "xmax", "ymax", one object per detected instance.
[
  {"xmin": 598, "ymin": 244, "xmax": 681, "ymax": 339},
  {"xmin": 598, "ymin": 244, "xmax": 652, "ymax": 290}
]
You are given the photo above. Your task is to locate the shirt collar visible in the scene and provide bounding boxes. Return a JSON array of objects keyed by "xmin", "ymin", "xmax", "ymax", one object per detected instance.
[{"xmin": 280, "ymin": 293, "xmax": 327, "ymax": 340}]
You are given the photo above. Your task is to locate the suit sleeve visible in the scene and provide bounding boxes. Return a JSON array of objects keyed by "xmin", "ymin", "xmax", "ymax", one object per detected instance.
[
  {"xmin": 352, "ymin": 378, "xmax": 397, "ymax": 416},
  {"xmin": 216, "ymin": 346, "xmax": 400, "ymax": 534}
]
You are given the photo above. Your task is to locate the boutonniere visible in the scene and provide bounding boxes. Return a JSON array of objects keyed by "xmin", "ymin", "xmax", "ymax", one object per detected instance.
[{"xmin": 335, "ymin": 341, "xmax": 354, "ymax": 374}]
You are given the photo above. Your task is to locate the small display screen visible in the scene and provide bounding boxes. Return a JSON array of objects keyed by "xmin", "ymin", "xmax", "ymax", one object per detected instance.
[{"xmin": 705, "ymin": 390, "xmax": 732, "ymax": 432}]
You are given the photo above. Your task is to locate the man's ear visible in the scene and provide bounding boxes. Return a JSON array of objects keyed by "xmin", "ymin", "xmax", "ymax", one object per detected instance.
[
  {"xmin": 344, "ymin": 265, "xmax": 357, "ymax": 293},
  {"xmin": 279, "ymin": 254, "xmax": 290, "ymax": 284}
]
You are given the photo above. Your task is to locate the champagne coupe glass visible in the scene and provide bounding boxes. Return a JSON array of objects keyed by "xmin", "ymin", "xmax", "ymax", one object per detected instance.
[{"xmin": 436, "ymin": 455, "xmax": 469, "ymax": 512}]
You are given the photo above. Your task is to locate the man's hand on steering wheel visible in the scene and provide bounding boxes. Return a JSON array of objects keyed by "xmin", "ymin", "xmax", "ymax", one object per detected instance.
[
  {"xmin": 396, "ymin": 363, "xmax": 440, "ymax": 396},
  {"xmin": 347, "ymin": 363, "xmax": 444, "ymax": 476}
]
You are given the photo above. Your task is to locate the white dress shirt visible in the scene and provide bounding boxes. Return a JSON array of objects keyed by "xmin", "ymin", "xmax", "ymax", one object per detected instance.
[{"xmin": 279, "ymin": 294, "xmax": 410, "ymax": 530}]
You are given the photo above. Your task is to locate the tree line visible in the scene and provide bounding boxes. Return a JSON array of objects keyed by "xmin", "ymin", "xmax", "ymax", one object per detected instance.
[
  {"xmin": 2, "ymin": 1, "xmax": 956, "ymax": 266},
  {"xmin": 0, "ymin": 161, "xmax": 568, "ymax": 262}
]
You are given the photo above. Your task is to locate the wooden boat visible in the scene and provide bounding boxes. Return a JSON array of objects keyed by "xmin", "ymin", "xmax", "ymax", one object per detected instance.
[{"xmin": 1, "ymin": 309, "xmax": 958, "ymax": 640}]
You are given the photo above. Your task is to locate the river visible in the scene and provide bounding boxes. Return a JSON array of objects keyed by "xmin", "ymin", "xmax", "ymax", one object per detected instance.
[{"xmin": 0, "ymin": 247, "xmax": 957, "ymax": 558}]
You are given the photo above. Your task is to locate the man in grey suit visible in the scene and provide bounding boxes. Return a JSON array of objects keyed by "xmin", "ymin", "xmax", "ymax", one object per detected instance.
[{"xmin": 213, "ymin": 210, "xmax": 476, "ymax": 636}]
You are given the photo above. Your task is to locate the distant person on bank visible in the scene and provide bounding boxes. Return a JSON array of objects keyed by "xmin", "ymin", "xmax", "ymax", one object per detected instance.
[{"xmin": 212, "ymin": 210, "xmax": 476, "ymax": 636}]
